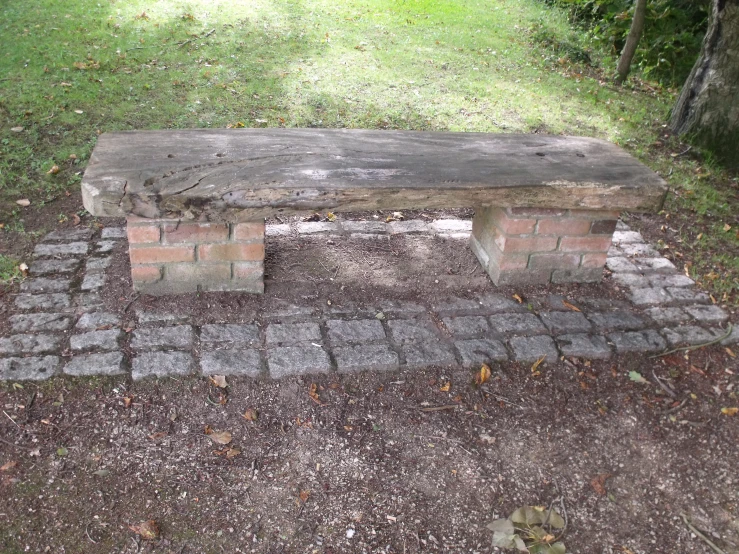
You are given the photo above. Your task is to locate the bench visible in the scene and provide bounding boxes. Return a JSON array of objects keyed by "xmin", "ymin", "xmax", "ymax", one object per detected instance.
[{"xmin": 81, "ymin": 129, "xmax": 667, "ymax": 295}]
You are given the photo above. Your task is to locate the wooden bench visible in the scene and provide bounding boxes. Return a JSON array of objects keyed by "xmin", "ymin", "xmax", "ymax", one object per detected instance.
[{"xmin": 82, "ymin": 129, "xmax": 667, "ymax": 295}]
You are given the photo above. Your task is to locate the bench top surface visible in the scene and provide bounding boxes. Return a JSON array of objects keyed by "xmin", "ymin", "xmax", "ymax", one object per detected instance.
[{"xmin": 82, "ymin": 129, "xmax": 667, "ymax": 220}]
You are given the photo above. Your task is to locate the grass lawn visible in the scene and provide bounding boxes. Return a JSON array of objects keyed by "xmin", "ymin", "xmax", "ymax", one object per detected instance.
[{"xmin": 0, "ymin": 0, "xmax": 737, "ymax": 302}]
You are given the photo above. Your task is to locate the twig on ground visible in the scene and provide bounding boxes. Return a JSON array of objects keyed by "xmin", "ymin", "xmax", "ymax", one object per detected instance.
[
  {"xmin": 3, "ymin": 410, "xmax": 20, "ymax": 429},
  {"xmin": 675, "ymin": 146, "xmax": 693, "ymax": 157},
  {"xmin": 651, "ymin": 370, "xmax": 677, "ymax": 398},
  {"xmin": 0, "ymin": 436, "xmax": 33, "ymax": 450},
  {"xmin": 650, "ymin": 324, "xmax": 733, "ymax": 358},
  {"xmin": 680, "ymin": 513, "xmax": 727, "ymax": 554},
  {"xmin": 85, "ymin": 523, "xmax": 98, "ymax": 544},
  {"xmin": 123, "ymin": 293, "xmax": 140, "ymax": 313},
  {"xmin": 662, "ymin": 398, "xmax": 688, "ymax": 415}
]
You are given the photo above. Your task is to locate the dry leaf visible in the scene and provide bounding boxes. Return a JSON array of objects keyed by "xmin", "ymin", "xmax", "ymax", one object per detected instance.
[
  {"xmin": 326, "ymin": 212, "xmax": 337, "ymax": 222},
  {"xmin": 123, "ymin": 396, "xmax": 132, "ymax": 408},
  {"xmin": 590, "ymin": 473, "xmax": 611, "ymax": 496},
  {"xmin": 531, "ymin": 355, "xmax": 546, "ymax": 374},
  {"xmin": 562, "ymin": 299, "xmax": 581, "ymax": 312},
  {"xmin": 475, "ymin": 364, "xmax": 491, "ymax": 385},
  {"xmin": 15, "ymin": 199, "xmax": 30, "ymax": 207},
  {"xmin": 723, "ymin": 223, "xmax": 732, "ymax": 232},
  {"xmin": 71, "ymin": 214, "xmax": 81, "ymax": 226},
  {"xmin": 10, "ymin": 126, "xmax": 24, "ymax": 132},
  {"xmin": 129, "ymin": 520, "xmax": 159, "ymax": 540},
  {"xmin": 46, "ymin": 165, "xmax": 60, "ymax": 175},
  {"xmin": 209, "ymin": 375, "xmax": 227, "ymax": 388},
  {"xmin": 225, "ymin": 447, "xmax": 240, "ymax": 459},
  {"xmin": 18, "ymin": 263, "xmax": 29, "ymax": 276},
  {"xmin": 69, "ymin": 154, "xmax": 77, "ymax": 160},
  {"xmin": 147, "ymin": 432, "xmax": 167, "ymax": 441},
  {"xmin": 512, "ymin": 294, "xmax": 523, "ymax": 303},
  {"xmin": 439, "ymin": 381, "xmax": 451, "ymax": 392},
  {"xmin": 242, "ymin": 408, "xmax": 258, "ymax": 421},
  {"xmin": 726, "ymin": 347, "xmax": 736, "ymax": 358},
  {"xmin": 299, "ymin": 490, "xmax": 310, "ymax": 503},
  {"xmin": 721, "ymin": 407, "xmax": 738, "ymax": 416},
  {"xmin": 308, "ymin": 383, "xmax": 323, "ymax": 405},
  {"xmin": 74, "ymin": 109, "xmax": 84, "ymax": 114},
  {"xmin": 1, "ymin": 461, "xmax": 18, "ymax": 471},
  {"xmin": 207, "ymin": 430, "xmax": 232, "ymax": 445}
]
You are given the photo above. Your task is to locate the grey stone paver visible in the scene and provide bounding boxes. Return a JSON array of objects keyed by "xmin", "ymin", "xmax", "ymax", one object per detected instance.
[
  {"xmin": 201, "ymin": 349, "xmax": 262, "ymax": 376},
  {"xmin": 661, "ymin": 326, "xmax": 723, "ymax": 347},
  {"xmin": 70, "ymin": 330, "xmax": 122, "ymax": 352},
  {"xmin": 612, "ymin": 230, "xmax": 644, "ymax": 244},
  {"xmin": 588, "ymin": 311, "xmax": 646, "ymax": 331},
  {"xmin": 86, "ymin": 257, "xmax": 112, "ymax": 271},
  {"xmin": 432, "ymin": 297, "xmax": 484, "ymax": 315},
  {"xmin": 666, "ymin": 287, "xmax": 710, "ymax": 304},
  {"xmin": 540, "ymin": 311, "xmax": 592, "ymax": 334},
  {"xmin": 10, "ymin": 313, "xmax": 74, "ymax": 333},
  {"xmin": 14, "ymin": 293, "xmax": 71, "ymax": 311},
  {"xmin": 557, "ymin": 334, "xmax": 611, "ymax": 359},
  {"xmin": 44, "ymin": 228, "xmax": 94, "ymax": 241},
  {"xmin": 267, "ymin": 346, "xmax": 331, "ymax": 378},
  {"xmin": 629, "ymin": 287, "xmax": 670, "ymax": 306},
  {"xmin": 619, "ymin": 243, "xmax": 659, "ymax": 257},
  {"xmin": 683, "ymin": 305, "xmax": 729, "ymax": 323},
  {"xmin": 611, "ymin": 273, "xmax": 650, "ymax": 288},
  {"xmin": 75, "ymin": 293, "xmax": 104, "ymax": 309},
  {"xmin": 296, "ymin": 221, "xmax": 338, "ymax": 234},
  {"xmin": 403, "ymin": 342, "xmax": 457, "ymax": 368},
  {"xmin": 489, "ymin": 313, "xmax": 547, "ymax": 335},
  {"xmin": 342, "ymin": 221, "xmax": 388, "ymax": 234},
  {"xmin": 387, "ymin": 319, "xmax": 440, "ymax": 344},
  {"xmin": 30, "ymin": 259, "xmax": 79, "ymax": 275},
  {"xmin": 479, "ymin": 293, "xmax": 527, "ymax": 313},
  {"xmin": 634, "ymin": 257, "xmax": 676, "ymax": 273},
  {"xmin": 606, "ymin": 257, "xmax": 638, "ymax": 273},
  {"xmin": 136, "ymin": 311, "xmax": 190, "ymax": 325},
  {"xmin": 20, "ymin": 278, "xmax": 72, "ymax": 293},
  {"xmin": 388, "ymin": 220, "xmax": 429, "ymax": 234},
  {"xmin": 645, "ymin": 307, "xmax": 689, "ymax": 325},
  {"xmin": 608, "ymin": 330, "xmax": 666, "ymax": 353},
  {"xmin": 0, "ymin": 356, "xmax": 60, "ymax": 380},
  {"xmin": 327, "ymin": 319, "xmax": 386, "ymax": 344},
  {"xmin": 33, "ymin": 242, "xmax": 88, "ymax": 257},
  {"xmin": 649, "ymin": 274, "xmax": 694, "ymax": 287},
  {"xmin": 64, "ymin": 352, "xmax": 125, "ymax": 376},
  {"xmin": 76, "ymin": 312, "xmax": 121, "ymax": 330},
  {"xmin": 201, "ymin": 324, "xmax": 260, "ymax": 346},
  {"xmin": 131, "ymin": 326, "xmax": 195, "ymax": 350},
  {"xmin": 508, "ymin": 335, "xmax": 559, "ymax": 363},
  {"xmin": 429, "ymin": 219, "xmax": 472, "ymax": 233},
  {"xmin": 266, "ymin": 323, "xmax": 321, "ymax": 346},
  {"xmin": 81, "ymin": 273, "xmax": 106, "ymax": 291},
  {"xmin": 132, "ymin": 352, "xmax": 196, "ymax": 380},
  {"xmin": 454, "ymin": 339, "xmax": 509, "ymax": 367},
  {"xmin": 0, "ymin": 334, "xmax": 62, "ymax": 356},
  {"xmin": 721, "ymin": 326, "xmax": 739, "ymax": 346},
  {"xmin": 96, "ymin": 240, "xmax": 116, "ymax": 253},
  {"xmin": 334, "ymin": 344, "xmax": 400, "ymax": 372},
  {"xmin": 101, "ymin": 227, "xmax": 127, "ymax": 239},
  {"xmin": 442, "ymin": 316, "xmax": 490, "ymax": 338}
]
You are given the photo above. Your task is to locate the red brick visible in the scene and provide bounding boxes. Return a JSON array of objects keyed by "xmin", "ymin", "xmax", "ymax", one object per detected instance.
[
  {"xmin": 162, "ymin": 222, "xmax": 229, "ymax": 244},
  {"xmin": 233, "ymin": 262, "xmax": 264, "ymax": 280},
  {"xmin": 233, "ymin": 221, "xmax": 265, "ymax": 241},
  {"xmin": 528, "ymin": 253, "xmax": 581, "ymax": 269},
  {"xmin": 129, "ymin": 245, "xmax": 194, "ymax": 264},
  {"xmin": 199, "ymin": 243, "xmax": 264, "ymax": 262},
  {"xmin": 127, "ymin": 225, "xmax": 160, "ymax": 244},
  {"xmin": 131, "ymin": 265, "xmax": 162, "ymax": 283},
  {"xmin": 558, "ymin": 236, "xmax": 613, "ymax": 252},
  {"xmin": 581, "ymin": 252, "xmax": 609, "ymax": 268},
  {"xmin": 508, "ymin": 207, "xmax": 566, "ymax": 218},
  {"xmin": 489, "ymin": 208, "xmax": 536, "ymax": 235},
  {"xmin": 536, "ymin": 218, "xmax": 591, "ymax": 236},
  {"xmin": 495, "ymin": 235, "xmax": 558, "ymax": 253},
  {"xmin": 567, "ymin": 209, "xmax": 620, "ymax": 220},
  {"xmin": 590, "ymin": 219, "xmax": 618, "ymax": 235},
  {"xmin": 166, "ymin": 263, "xmax": 231, "ymax": 282}
]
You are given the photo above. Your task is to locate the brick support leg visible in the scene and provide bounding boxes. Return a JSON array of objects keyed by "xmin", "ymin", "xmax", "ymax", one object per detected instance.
[
  {"xmin": 126, "ymin": 217, "xmax": 265, "ymax": 294},
  {"xmin": 470, "ymin": 207, "xmax": 618, "ymax": 286}
]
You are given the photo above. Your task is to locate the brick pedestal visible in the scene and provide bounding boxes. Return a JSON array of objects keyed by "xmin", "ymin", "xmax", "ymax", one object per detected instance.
[
  {"xmin": 126, "ymin": 217, "xmax": 265, "ymax": 295},
  {"xmin": 470, "ymin": 207, "xmax": 618, "ymax": 286}
]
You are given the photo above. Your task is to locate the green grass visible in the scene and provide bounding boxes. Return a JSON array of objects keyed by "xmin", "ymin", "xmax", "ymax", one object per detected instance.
[
  {"xmin": 0, "ymin": 254, "xmax": 23, "ymax": 285},
  {"xmin": 0, "ymin": 0, "xmax": 737, "ymax": 301}
]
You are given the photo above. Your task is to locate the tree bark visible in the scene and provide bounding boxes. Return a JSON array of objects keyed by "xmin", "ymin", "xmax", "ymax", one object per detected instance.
[
  {"xmin": 669, "ymin": 0, "xmax": 739, "ymax": 165},
  {"xmin": 615, "ymin": 0, "xmax": 648, "ymax": 84}
]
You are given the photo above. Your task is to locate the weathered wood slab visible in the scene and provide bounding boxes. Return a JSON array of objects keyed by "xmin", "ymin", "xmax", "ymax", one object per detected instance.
[{"xmin": 82, "ymin": 129, "xmax": 667, "ymax": 221}]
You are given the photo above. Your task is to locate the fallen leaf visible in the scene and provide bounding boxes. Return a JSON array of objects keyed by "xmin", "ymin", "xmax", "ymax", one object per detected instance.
[
  {"xmin": 148, "ymin": 432, "xmax": 167, "ymax": 441},
  {"xmin": 93, "ymin": 469, "xmax": 110, "ymax": 477},
  {"xmin": 242, "ymin": 408, "xmax": 258, "ymax": 421},
  {"xmin": 726, "ymin": 347, "xmax": 736, "ymax": 358},
  {"xmin": 56, "ymin": 447, "xmax": 68, "ymax": 457},
  {"xmin": 475, "ymin": 364, "xmax": 491, "ymax": 385},
  {"xmin": 15, "ymin": 199, "xmax": 30, "ymax": 207},
  {"xmin": 531, "ymin": 355, "xmax": 546, "ymax": 374},
  {"xmin": 308, "ymin": 383, "xmax": 323, "ymax": 405},
  {"xmin": 69, "ymin": 154, "xmax": 77, "ymax": 160},
  {"xmin": 46, "ymin": 165, "xmax": 60, "ymax": 175},
  {"xmin": 29, "ymin": 448, "xmax": 40, "ymax": 457},
  {"xmin": 74, "ymin": 109, "xmax": 84, "ymax": 114},
  {"xmin": 512, "ymin": 294, "xmax": 523, "ymax": 303},
  {"xmin": 209, "ymin": 375, "xmax": 227, "ymax": 388},
  {"xmin": 207, "ymin": 430, "xmax": 232, "ymax": 445},
  {"xmin": 590, "ymin": 473, "xmax": 611, "ymax": 496},
  {"xmin": 10, "ymin": 126, "xmax": 24, "ymax": 132},
  {"xmin": 1, "ymin": 461, "xmax": 18, "ymax": 472},
  {"xmin": 299, "ymin": 490, "xmax": 310, "ymax": 503},
  {"xmin": 123, "ymin": 396, "xmax": 133, "ymax": 408},
  {"xmin": 18, "ymin": 263, "xmax": 28, "ymax": 276},
  {"xmin": 439, "ymin": 381, "xmax": 451, "ymax": 392},
  {"xmin": 629, "ymin": 371, "xmax": 648, "ymax": 384},
  {"xmin": 721, "ymin": 407, "xmax": 738, "ymax": 416},
  {"xmin": 724, "ymin": 223, "xmax": 732, "ymax": 232},
  {"xmin": 562, "ymin": 299, "xmax": 581, "ymax": 312},
  {"xmin": 129, "ymin": 520, "xmax": 159, "ymax": 540},
  {"xmin": 326, "ymin": 212, "xmax": 337, "ymax": 222},
  {"xmin": 71, "ymin": 214, "xmax": 81, "ymax": 226}
]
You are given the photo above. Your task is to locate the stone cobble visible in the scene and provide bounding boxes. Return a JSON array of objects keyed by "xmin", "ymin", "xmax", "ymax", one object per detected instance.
[{"xmin": 0, "ymin": 219, "xmax": 736, "ymax": 381}]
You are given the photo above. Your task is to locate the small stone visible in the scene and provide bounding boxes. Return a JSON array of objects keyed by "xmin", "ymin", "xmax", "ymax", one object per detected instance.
[
  {"xmin": 388, "ymin": 220, "xmax": 429, "ymax": 234},
  {"xmin": 64, "ymin": 352, "xmax": 125, "ymax": 376},
  {"xmin": 81, "ymin": 273, "xmax": 106, "ymax": 291},
  {"xmin": 76, "ymin": 312, "xmax": 121, "ymax": 330},
  {"xmin": 683, "ymin": 305, "xmax": 729, "ymax": 323},
  {"xmin": 327, "ymin": 319, "xmax": 386, "ymax": 345},
  {"xmin": 14, "ymin": 293, "xmax": 71, "ymax": 310},
  {"xmin": 10, "ymin": 313, "xmax": 74, "ymax": 333},
  {"xmin": 454, "ymin": 339, "xmax": 509, "ymax": 367},
  {"xmin": 96, "ymin": 240, "xmax": 116, "ymax": 253},
  {"xmin": 661, "ymin": 326, "xmax": 723, "ymax": 347},
  {"xmin": 132, "ymin": 351, "xmax": 196, "ymax": 380},
  {"xmin": 720, "ymin": 326, "xmax": 739, "ymax": 346},
  {"xmin": 201, "ymin": 349, "xmax": 262, "ymax": 376},
  {"xmin": 33, "ymin": 242, "xmax": 88, "ymax": 257},
  {"xmin": 266, "ymin": 323, "xmax": 321, "ymax": 346},
  {"xmin": 611, "ymin": 231, "xmax": 643, "ymax": 244},
  {"xmin": 645, "ymin": 307, "xmax": 689, "ymax": 325},
  {"xmin": 403, "ymin": 341, "xmax": 457, "ymax": 368},
  {"xmin": 334, "ymin": 344, "xmax": 399, "ymax": 372},
  {"xmin": 131, "ymin": 326, "xmax": 195, "ymax": 350},
  {"xmin": 387, "ymin": 319, "xmax": 440, "ymax": 344},
  {"xmin": 200, "ymin": 324, "xmax": 260, "ymax": 346},
  {"xmin": 629, "ymin": 287, "xmax": 670, "ymax": 306},
  {"xmin": 44, "ymin": 228, "xmax": 94, "ymax": 241},
  {"xmin": 442, "ymin": 316, "xmax": 490, "ymax": 338},
  {"xmin": 489, "ymin": 313, "xmax": 547, "ymax": 335},
  {"xmin": 0, "ymin": 334, "xmax": 62, "ymax": 356},
  {"xmin": 588, "ymin": 311, "xmax": 646, "ymax": 331},
  {"xmin": 30, "ymin": 259, "xmax": 79, "ymax": 275},
  {"xmin": 508, "ymin": 335, "xmax": 559, "ymax": 363},
  {"xmin": 70, "ymin": 330, "xmax": 122, "ymax": 352},
  {"xmin": 0, "ymin": 356, "xmax": 60, "ymax": 381},
  {"xmin": 557, "ymin": 334, "xmax": 611, "ymax": 359},
  {"xmin": 540, "ymin": 311, "xmax": 592, "ymax": 334},
  {"xmin": 605, "ymin": 257, "xmax": 638, "ymax": 273},
  {"xmin": 666, "ymin": 287, "xmax": 711, "ymax": 304},
  {"xmin": 101, "ymin": 227, "xmax": 127, "ymax": 239},
  {"xmin": 136, "ymin": 311, "xmax": 189, "ymax": 325},
  {"xmin": 86, "ymin": 257, "xmax": 113, "ymax": 272},
  {"xmin": 20, "ymin": 278, "xmax": 72, "ymax": 293},
  {"xmin": 267, "ymin": 346, "xmax": 331, "ymax": 378},
  {"xmin": 608, "ymin": 330, "xmax": 666, "ymax": 353}
]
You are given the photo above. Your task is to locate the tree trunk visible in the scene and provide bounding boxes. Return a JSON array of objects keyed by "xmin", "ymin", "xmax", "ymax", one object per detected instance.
[
  {"xmin": 615, "ymin": 0, "xmax": 648, "ymax": 84},
  {"xmin": 670, "ymin": 0, "xmax": 739, "ymax": 165}
]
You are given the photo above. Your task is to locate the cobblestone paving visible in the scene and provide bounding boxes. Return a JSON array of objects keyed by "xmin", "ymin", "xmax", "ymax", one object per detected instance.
[{"xmin": 0, "ymin": 219, "xmax": 736, "ymax": 381}]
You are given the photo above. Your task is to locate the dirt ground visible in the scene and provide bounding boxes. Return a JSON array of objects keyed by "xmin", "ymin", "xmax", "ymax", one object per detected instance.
[{"xmin": 1, "ymin": 198, "xmax": 739, "ymax": 554}]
